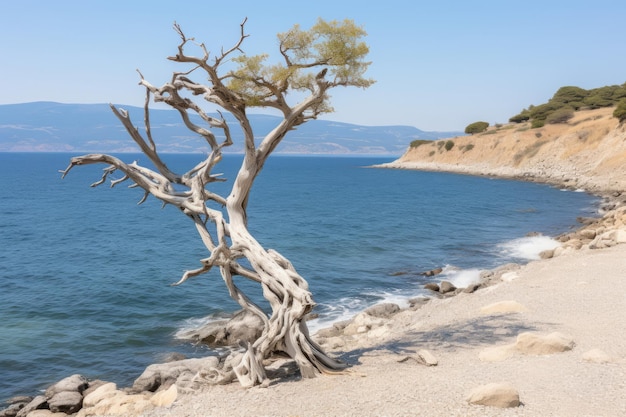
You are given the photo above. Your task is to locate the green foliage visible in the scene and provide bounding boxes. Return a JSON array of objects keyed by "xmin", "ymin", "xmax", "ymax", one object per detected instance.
[
  {"xmin": 510, "ymin": 82, "xmax": 626, "ymax": 127},
  {"xmin": 410, "ymin": 139, "xmax": 431, "ymax": 148},
  {"xmin": 464, "ymin": 121, "xmax": 489, "ymax": 134},
  {"xmin": 531, "ymin": 119, "xmax": 545, "ymax": 129},
  {"xmin": 229, "ymin": 18, "xmax": 375, "ymax": 113},
  {"xmin": 444, "ymin": 140, "xmax": 454, "ymax": 151},
  {"xmin": 546, "ymin": 107, "xmax": 575, "ymax": 124},
  {"xmin": 614, "ymin": 99, "xmax": 626, "ymax": 122},
  {"xmin": 509, "ymin": 110, "xmax": 530, "ymax": 123}
]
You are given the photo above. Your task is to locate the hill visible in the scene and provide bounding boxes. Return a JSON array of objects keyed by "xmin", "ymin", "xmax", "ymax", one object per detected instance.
[
  {"xmin": 383, "ymin": 107, "xmax": 626, "ymax": 193},
  {"xmin": 0, "ymin": 102, "xmax": 460, "ymax": 155}
]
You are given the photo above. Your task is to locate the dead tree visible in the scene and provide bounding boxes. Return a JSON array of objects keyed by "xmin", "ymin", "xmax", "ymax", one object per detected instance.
[{"xmin": 61, "ymin": 18, "xmax": 373, "ymax": 387}]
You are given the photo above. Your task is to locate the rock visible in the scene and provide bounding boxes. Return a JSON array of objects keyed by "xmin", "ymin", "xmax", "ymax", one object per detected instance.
[
  {"xmin": 539, "ymin": 249, "xmax": 554, "ymax": 259},
  {"xmin": 47, "ymin": 391, "xmax": 83, "ymax": 414},
  {"xmin": 424, "ymin": 282, "xmax": 440, "ymax": 292},
  {"xmin": 77, "ymin": 392, "xmax": 151, "ymax": 417},
  {"xmin": 364, "ymin": 303, "xmax": 400, "ymax": 319},
  {"xmin": 421, "ymin": 267, "xmax": 443, "ymax": 277},
  {"xmin": 515, "ymin": 332, "xmax": 575, "ymax": 355},
  {"xmin": 44, "ymin": 374, "xmax": 89, "ymax": 398},
  {"xmin": 463, "ymin": 283, "xmax": 483, "ymax": 293},
  {"xmin": 82, "ymin": 382, "xmax": 118, "ymax": 409},
  {"xmin": 439, "ymin": 281, "xmax": 456, "ymax": 294},
  {"xmin": 81, "ymin": 379, "xmax": 109, "ymax": 398},
  {"xmin": 150, "ymin": 384, "xmax": 178, "ymax": 407},
  {"xmin": 466, "ymin": 382, "xmax": 520, "ymax": 408},
  {"xmin": 184, "ymin": 309, "xmax": 265, "ymax": 347},
  {"xmin": 24, "ymin": 411, "xmax": 67, "ymax": 417},
  {"xmin": 582, "ymin": 348, "xmax": 612, "ymax": 363},
  {"xmin": 408, "ymin": 296, "xmax": 430, "ymax": 309},
  {"xmin": 15, "ymin": 396, "xmax": 47, "ymax": 417},
  {"xmin": 132, "ymin": 356, "xmax": 220, "ymax": 393},
  {"xmin": 579, "ymin": 228, "xmax": 597, "ymax": 239},
  {"xmin": 398, "ymin": 349, "xmax": 438, "ymax": 366},
  {"xmin": 480, "ymin": 300, "xmax": 527, "ymax": 315}
]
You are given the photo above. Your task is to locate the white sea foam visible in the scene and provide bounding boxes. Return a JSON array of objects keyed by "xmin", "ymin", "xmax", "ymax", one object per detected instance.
[
  {"xmin": 439, "ymin": 266, "xmax": 482, "ymax": 288},
  {"xmin": 498, "ymin": 235, "xmax": 561, "ymax": 261}
]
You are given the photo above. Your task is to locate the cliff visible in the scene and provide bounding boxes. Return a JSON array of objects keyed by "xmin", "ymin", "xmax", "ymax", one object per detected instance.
[{"xmin": 382, "ymin": 107, "xmax": 626, "ymax": 194}]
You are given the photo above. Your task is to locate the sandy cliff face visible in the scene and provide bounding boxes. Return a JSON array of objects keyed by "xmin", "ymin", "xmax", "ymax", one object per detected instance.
[{"xmin": 393, "ymin": 107, "xmax": 626, "ymax": 193}]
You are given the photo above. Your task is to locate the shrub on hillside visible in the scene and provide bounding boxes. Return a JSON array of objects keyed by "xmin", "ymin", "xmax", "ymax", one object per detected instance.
[
  {"xmin": 410, "ymin": 139, "xmax": 431, "ymax": 148},
  {"xmin": 464, "ymin": 121, "xmax": 489, "ymax": 134},
  {"xmin": 546, "ymin": 107, "xmax": 575, "ymax": 124},
  {"xmin": 614, "ymin": 99, "xmax": 626, "ymax": 122},
  {"xmin": 531, "ymin": 119, "xmax": 545, "ymax": 128},
  {"xmin": 509, "ymin": 110, "xmax": 530, "ymax": 123},
  {"xmin": 444, "ymin": 140, "xmax": 454, "ymax": 151}
]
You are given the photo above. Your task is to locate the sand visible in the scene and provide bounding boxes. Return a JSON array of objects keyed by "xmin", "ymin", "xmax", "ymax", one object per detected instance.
[{"xmin": 140, "ymin": 215, "xmax": 626, "ymax": 416}]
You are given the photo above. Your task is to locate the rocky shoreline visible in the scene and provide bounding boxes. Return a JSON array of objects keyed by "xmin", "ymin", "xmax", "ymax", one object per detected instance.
[{"xmin": 3, "ymin": 169, "xmax": 626, "ymax": 417}]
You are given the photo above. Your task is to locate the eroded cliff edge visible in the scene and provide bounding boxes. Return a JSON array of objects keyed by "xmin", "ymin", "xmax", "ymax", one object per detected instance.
[{"xmin": 380, "ymin": 107, "xmax": 626, "ymax": 194}]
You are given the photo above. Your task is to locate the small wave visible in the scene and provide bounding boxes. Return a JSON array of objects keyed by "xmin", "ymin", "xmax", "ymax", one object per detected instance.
[
  {"xmin": 439, "ymin": 266, "xmax": 482, "ymax": 288},
  {"xmin": 498, "ymin": 235, "xmax": 560, "ymax": 261}
]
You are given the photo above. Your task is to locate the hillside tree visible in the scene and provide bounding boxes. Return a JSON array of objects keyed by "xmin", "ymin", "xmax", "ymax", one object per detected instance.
[{"xmin": 61, "ymin": 18, "xmax": 374, "ymax": 387}]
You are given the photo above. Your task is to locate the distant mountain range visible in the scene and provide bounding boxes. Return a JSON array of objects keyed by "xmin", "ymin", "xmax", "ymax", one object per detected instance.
[{"xmin": 0, "ymin": 102, "xmax": 462, "ymax": 155}]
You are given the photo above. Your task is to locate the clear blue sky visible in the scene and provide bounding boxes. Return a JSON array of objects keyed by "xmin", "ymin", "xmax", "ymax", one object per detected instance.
[{"xmin": 2, "ymin": 0, "xmax": 625, "ymax": 131}]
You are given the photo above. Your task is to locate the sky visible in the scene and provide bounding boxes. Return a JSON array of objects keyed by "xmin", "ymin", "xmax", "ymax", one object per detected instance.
[{"xmin": 2, "ymin": 0, "xmax": 626, "ymax": 131}]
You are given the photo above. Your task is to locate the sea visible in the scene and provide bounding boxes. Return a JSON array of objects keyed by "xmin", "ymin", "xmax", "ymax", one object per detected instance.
[{"xmin": 0, "ymin": 152, "xmax": 600, "ymax": 402}]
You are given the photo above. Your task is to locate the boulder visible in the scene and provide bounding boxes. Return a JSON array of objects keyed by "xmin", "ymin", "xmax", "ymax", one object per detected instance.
[
  {"xmin": 515, "ymin": 332, "xmax": 575, "ymax": 355},
  {"xmin": 364, "ymin": 303, "xmax": 400, "ymax": 319},
  {"xmin": 132, "ymin": 356, "xmax": 220, "ymax": 393},
  {"xmin": 44, "ymin": 374, "xmax": 89, "ymax": 398},
  {"xmin": 15, "ymin": 396, "xmax": 47, "ymax": 417},
  {"xmin": 150, "ymin": 384, "xmax": 178, "ymax": 407},
  {"xmin": 421, "ymin": 267, "xmax": 443, "ymax": 277},
  {"xmin": 439, "ymin": 281, "xmax": 456, "ymax": 294},
  {"xmin": 47, "ymin": 391, "xmax": 83, "ymax": 414},
  {"xmin": 466, "ymin": 382, "xmax": 520, "ymax": 408},
  {"xmin": 82, "ymin": 382, "xmax": 118, "ymax": 409},
  {"xmin": 180, "ymin": 310, "xmax": 265, "ymax": 347},
  {"xmin": 423, "ymin": 282, "xmax": 440, "ymax": 292}
]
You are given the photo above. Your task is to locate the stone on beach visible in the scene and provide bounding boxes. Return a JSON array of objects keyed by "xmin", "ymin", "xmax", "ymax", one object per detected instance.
[
  {"xmin": 515, "ymin": 332, "xmax": 575, "ymax": 355},
  {"xmin": 465, "ymin": 382, "xmax": 520, "ymax": 408}
]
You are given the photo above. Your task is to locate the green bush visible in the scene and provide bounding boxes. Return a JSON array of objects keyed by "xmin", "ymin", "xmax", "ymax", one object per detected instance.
[
  {"xmin": 614, "ymin": 99, "xmax": 626, "ymax": 122},
  {"xmin": 444, "ymin": 140, "xmax": 454, "ymax": 151},
  {"xmin": 509, "ymin": 110, "xmax": 530, "ymax": 123},
  {"xmin": 464, "ymin": 121, "xmax": 489, "ymax": 134},
  {"xmin": 531, "ymin": 119, "xmax": 545, "ymax": 129},
  {"xmin": 410, "ymin": 139, "xmax": 431, "ymax": 148},
  {"xmin": 546, "ymin": 107, "xmax": 575, "ymax": 124}
]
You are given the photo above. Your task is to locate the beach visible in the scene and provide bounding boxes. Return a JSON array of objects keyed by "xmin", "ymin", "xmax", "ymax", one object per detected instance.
[{"xmin": 135, "ymin": 238, "xmax": 625, "ymax": 417}]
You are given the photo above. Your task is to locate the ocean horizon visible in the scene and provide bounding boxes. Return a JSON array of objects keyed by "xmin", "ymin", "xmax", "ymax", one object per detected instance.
[{"xmin": 0, "ymin": 152, "xmax": 600, "ymax": 402}]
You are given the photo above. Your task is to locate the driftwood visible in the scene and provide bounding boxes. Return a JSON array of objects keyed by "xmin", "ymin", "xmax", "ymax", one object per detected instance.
[{"xmin": 60, "ymin": 19, "xmax": 373, "ymax": 387}]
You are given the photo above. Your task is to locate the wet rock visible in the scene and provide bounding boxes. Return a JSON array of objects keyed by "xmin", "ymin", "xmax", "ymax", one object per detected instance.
[
  {"xmin": 424, "ymin": 282, "xmax": 440, "ymax": 292},
  {"xmin": 420, "ymin": 267, "xmax": 443, "ymax": 277},
  {"xmin": 439, "ymin": 281, "xmax": 456, "ymax": 294}
]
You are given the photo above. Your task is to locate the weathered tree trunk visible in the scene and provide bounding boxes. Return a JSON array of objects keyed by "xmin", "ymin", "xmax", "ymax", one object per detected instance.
[{"xmin": 62, "ymin": 18, "xmax": 372, "ymax": 387}]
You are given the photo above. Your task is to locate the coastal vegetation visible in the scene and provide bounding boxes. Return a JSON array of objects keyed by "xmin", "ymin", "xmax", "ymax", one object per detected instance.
[
  {"xmin": 61, "ymin": 18, "xmax": 373, "ymax": 388},
  {"xmin": 509, "ymin": 83, "xmax": 626, "ymax": 128},
  {"xmin": 464, "ymin": 121, "xmax": 489, "ymax": 134}
]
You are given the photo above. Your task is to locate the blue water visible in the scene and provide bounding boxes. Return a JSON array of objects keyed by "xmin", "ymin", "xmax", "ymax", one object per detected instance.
[{"xmin": 0, "ymin": 152, "xmax": 598, "ymax": 401}]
